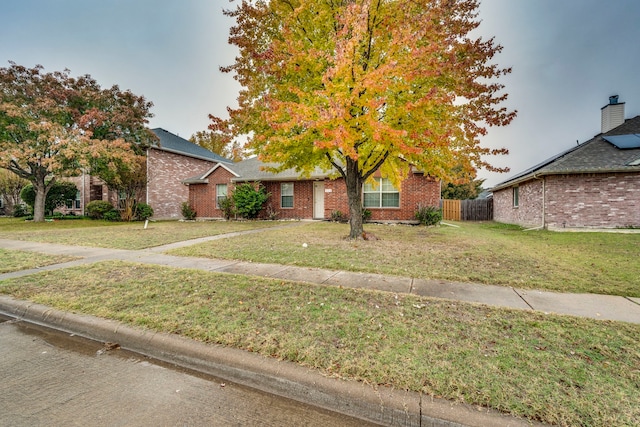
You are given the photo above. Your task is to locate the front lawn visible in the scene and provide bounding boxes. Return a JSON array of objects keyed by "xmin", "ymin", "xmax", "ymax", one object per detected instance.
[
  {"xmin": 168, "ymin": 221, "xmax": 640, "ymax": 297},
  {"xmin": 0, "ymin": 217, "xmax": 285, "ymax": 250},
  {"xmin": 1, "ymin": 261, "xmax": 637, "ymax": 426}
]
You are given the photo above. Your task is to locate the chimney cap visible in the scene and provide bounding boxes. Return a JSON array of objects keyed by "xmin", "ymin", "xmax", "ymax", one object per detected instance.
[{"xmin": 609, "ymin": 95, "xmax": 619, "ymax": 105}]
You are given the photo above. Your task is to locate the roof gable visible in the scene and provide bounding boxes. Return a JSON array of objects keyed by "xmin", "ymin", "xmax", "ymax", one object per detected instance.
[{"xmin": 150, "ymin": 128, "xmax": 233, "ymax": 164}]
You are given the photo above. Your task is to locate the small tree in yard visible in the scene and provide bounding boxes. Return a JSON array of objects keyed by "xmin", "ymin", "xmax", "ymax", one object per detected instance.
[
  {"xmin": 232, "ymin": 183, "xmax": 269, "ymax": 219},
  {"xmin": 0, "ymin": 62, "xmax": 155, "ymax": 222},
  {"xmin": 212, "ymin": 0, "xmax": 515, "ymax": 239}
]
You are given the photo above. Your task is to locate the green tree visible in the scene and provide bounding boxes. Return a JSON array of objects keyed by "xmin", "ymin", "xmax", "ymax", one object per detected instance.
[
  {"xmin": 20, "ymin": 181, "xmax": 78, "ymax": 216},
  {"xmin": 0, "ymin": 62, "xmax": 155, "ymax": 222},
  {"xmin": 212, "ymin": 0, "xmax": 515, "ymax": 238},
  {"xmin": 0, "ymin": 168, "xmax": 28, "ymax": 215}
]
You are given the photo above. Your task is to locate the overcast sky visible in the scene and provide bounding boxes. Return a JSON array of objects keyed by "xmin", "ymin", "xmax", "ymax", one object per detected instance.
[{"xmin": 2, "ymin": 0, "xmax": 639, "ymax": 187}]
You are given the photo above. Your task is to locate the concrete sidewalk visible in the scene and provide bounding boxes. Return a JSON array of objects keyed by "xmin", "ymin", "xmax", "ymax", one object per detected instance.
[{"xmin": 1, "ymin": 237, "xmax": 639, "ymax": 324}]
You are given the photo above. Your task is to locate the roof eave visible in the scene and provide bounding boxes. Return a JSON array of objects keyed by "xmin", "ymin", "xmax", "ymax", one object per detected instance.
[
  {"xmin": 182, "ymin": 178, "xmax": 209, "ymax": 185},
  {"xmin": 491, "ymin": 167, "xmax": 640, "ymax": 191},
  {"xmin": 151, "ymin": 145, "xmax": 229, "ymax": 164}
]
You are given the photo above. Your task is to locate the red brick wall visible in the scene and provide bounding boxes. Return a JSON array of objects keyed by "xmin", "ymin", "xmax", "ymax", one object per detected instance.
[
  {"xmin": 545, "ymin": 173, "xmax": 640, "ymax": 228},
  {"xmin": 188, "ymin": 167, "xmax": 236, "ymax": 218},
  {"xmin": 188, "ymin": 170, "xmax": 440, "ymax": 221},
  {"xmin": 494, "ymin": 173, "xmax": 640, "ymax": 229},
  {"xmin": 261, "ymin": 181, "xmax": 314, "ymax": 219},
  {"xmin": 147, "ymin": 148, "xmax": 215, "ymax": 219}
]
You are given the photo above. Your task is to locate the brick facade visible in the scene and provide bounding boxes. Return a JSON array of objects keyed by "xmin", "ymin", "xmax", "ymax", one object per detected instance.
[
  {"xmin": 493, "ymin": 173, "xmax": 640, "ymax": 229},
  {"xmin": 146, "ymin": 148, "xmax": 216, "ymax": 219},
  {"xmin": 493, "ymin": 179, "xmax": 544, "ymax": 228},
  {"xmin": 187, "ymin": 169, "xmax": 441, "ymax": 222}
]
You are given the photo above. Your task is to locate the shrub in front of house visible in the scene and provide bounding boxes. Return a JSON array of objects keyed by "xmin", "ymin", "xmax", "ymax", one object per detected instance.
[
  {"xmin": 12, "ymin": 204, "xmax": 29, "ymax": 218},
  {"xmin": 232, "ymin": 183, "xmax": 269, "ymax": 219},
  {"xmin": 103, "ymin": 210, "xmax": 121, "ymax": 221},
  {"xmin": 86, "ymin": 200, "xmax": 116, "ymax": 220},
  {"xmin": 134, "ymin": 203, "xmax": 154, "ymax": 221},
  {"xmin": 415, "ymin": 204, "xmax": 442, "ymax": 226},
  {"xmin": 218, "ymin": 196, "xmax": 235, "ymax": 220},
  {"xmin": 181, "ymin": 202, "xmax": 196, "ymax": 220}
]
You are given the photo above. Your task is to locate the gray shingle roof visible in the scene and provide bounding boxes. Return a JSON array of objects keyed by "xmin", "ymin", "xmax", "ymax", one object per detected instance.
[
  {"xmin": 182, "ymin": 156, "xmax": 335, "ymax": 185},
  {"xmin": 492, "ymin": 116, "xmax": 640, "ymax": 191},
  {"xmin": 228, "ymin": 157, "xmax": 333, "ymax": 182},
  {"xmin": 150, "ymin": 128, "xmax": 233, "ymax": 164}
]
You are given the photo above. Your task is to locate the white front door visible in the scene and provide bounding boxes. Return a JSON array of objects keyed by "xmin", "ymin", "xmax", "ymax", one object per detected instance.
[{"xmin": 313, "ymin": 181, "xmax": 325, "ymax": 219}]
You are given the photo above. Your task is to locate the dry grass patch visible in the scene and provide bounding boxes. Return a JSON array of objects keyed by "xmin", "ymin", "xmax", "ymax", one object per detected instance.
[
  {"xmin": 1, "ymin": 261, "xmax": 638, "ymax": 426},
  {"xmin": 0, "ymin": 248, "xmax": 77, "ymax": 273},
  {"xmin": 169, "ymin": 221, "xmax": 640, "ymax": 297}
]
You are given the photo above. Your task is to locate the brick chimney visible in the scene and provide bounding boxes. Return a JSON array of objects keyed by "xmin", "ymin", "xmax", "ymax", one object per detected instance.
[{"xmin": 601, "ymin": 95, "xmax": 625, "ymax": 133}]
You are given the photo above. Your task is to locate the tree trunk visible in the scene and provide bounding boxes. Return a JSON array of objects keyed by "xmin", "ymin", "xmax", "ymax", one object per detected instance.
[
  {"xmin": 344, "ymin": 157, "xmax": 364, "ymax": 239},
  {"xmin": 31, "ymin": 169, "xmax": 55, "ymax": 223},
  {"xmin": 32, "ymin": 177, "xmax": 48, "ymax": 223}
]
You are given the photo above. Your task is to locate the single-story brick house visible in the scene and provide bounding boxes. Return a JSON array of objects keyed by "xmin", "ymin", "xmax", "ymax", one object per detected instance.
[
  {"xmin": 62, "ymin": 128, "xmax": 232, "ymax": 219},
  {"xmin": 183, "ymin": 156, "xmax": 441, "ymax": 222},
  {"xmin": 492, "ymin": 96, "xmax": 640, "ymax": 229}
]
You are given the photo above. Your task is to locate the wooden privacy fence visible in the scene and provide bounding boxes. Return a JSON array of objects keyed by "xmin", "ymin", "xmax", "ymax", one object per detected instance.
[{"xmin": 441, "ymin": 199, "xmax": 493, "ymax": 221}]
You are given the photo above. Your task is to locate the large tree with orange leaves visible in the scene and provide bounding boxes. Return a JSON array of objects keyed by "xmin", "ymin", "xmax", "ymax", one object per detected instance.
[
  {"xmin": 213, "ymin": 0, "xmax": 516, "ymax": 238},
  {"xmin": 0, "ymin": 62, "xmax": 156, "ymax": 222}
]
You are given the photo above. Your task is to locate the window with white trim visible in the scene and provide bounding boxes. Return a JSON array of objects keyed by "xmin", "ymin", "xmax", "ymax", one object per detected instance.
[
  {"xmin": 513, "ymin": 186, "xmax": 519, "ymax": 207},
  {"xmin": 363, "ymin": 178, "xmax": 399, "ymax": 208},
  {"xmin": 216, "ymin": 184, "xmax": 228, "ymax": 208},
  {"xmin": 281, "ymin": 183, "xmax": 294, "ymax": 208}
]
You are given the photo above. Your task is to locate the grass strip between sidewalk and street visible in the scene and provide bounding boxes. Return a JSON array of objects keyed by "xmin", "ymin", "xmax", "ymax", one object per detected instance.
[
  {"xmin": 1, "ymin": 260, "xmax": 638, "ymax": 426},
  {"xmin": 0, "ymin": 248, "xmax": 77, "ymax": 274}
]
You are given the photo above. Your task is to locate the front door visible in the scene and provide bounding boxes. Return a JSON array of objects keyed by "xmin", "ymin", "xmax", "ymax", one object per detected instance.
[{"xmin": 313, "ymin": 181, "xmax": 325, "ymax": 219}]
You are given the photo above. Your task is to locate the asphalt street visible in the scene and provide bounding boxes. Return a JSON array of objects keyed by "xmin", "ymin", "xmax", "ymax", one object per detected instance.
[{"xmin": 0, "ymin": 316, "xmax": 376, "ymax": 427}]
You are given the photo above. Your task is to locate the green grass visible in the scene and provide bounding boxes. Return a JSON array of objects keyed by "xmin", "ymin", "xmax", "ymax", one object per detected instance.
[
  {"xmin": 169, "ymin": 221, "xmax": 640, "ymax": 297},
  {"xmin": 0, "ymin": 248, "xmax": 77, "ymax": 273},
  {"xmin": 1, "ymin": 261, "xmax": 638, "ymax": 427},
  {"xmin": 0, "ymin": 217, "xmax": 285, "ymax": 250}
]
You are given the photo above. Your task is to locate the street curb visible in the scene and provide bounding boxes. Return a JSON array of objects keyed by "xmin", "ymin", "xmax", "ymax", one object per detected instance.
[{"xmin": 0, "ymin": 295, "xmax": 538, "ymax": 427}]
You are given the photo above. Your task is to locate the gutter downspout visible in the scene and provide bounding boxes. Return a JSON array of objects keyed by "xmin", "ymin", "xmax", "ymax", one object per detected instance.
[{"xmin": 523, "ymin": 174, "xmax": 546, "ymax": 231}]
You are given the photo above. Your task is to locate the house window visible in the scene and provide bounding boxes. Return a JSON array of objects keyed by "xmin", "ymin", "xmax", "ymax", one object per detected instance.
[
  {"xmin": 66, "ymin": 191, "xmax": 81, "ymax": 209},
  {"xmin": 363, "ymin": 178, "xmax": 399, "ymax": 208},
  {"xmin": 281, "ymin": 183, "xmax": 294, "ymax": 208},
  {"xmin": 216, "ymin": 184, "xmax": 228, "ymax": 208},
  {"xmin": 513, "ymin": 186, "xmax": 519, "ymax": 207}
]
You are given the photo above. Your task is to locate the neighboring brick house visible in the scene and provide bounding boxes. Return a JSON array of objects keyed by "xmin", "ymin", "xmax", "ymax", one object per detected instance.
[
  {"xmin": 183, "ymin": 156, "xmax": 441, "ymax": 222},
  {"xmin": 492, "ymin": 96, "xmax": 640, "ymax": 229},
  {"xmin": 62, "ymin": 128, "xmax": 232, "ymax": 219}
]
